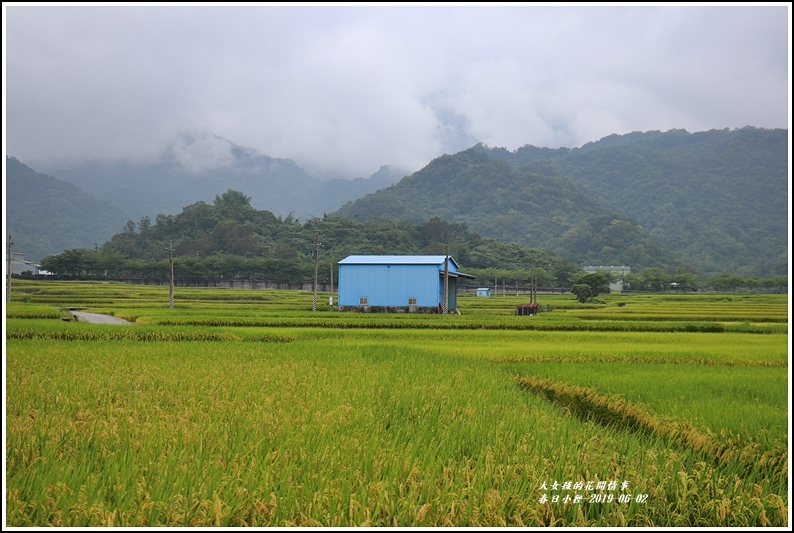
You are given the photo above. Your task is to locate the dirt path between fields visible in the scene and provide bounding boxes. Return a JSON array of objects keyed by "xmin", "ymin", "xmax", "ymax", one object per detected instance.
[{"xmin": 71, "ymin": 311, "xmax": 133, "ymax": 325}]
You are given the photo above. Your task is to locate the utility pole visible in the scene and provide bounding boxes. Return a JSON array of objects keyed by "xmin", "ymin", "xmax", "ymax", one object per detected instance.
[
  {"xmin": 6, "ymin": 234, "xmax": 13, "ymax": 302},
  {"xmin": 442, "ymin": 246, "xmax": 449, "ymax": 314},
  {"xmin": 166, "ymin": 242, "xmax": 174, "ymax": 308},
  {"xmin": 534, "ymin": 266, "xmax": 538, "ymax": 304},
  {"xmin": 529, "ymin": 264, "xmax": 533, "ymax": 304},
  {"xmin": 530, "ymin": 263, "xmax": 536, "ymax": 304},
  {"xmin": 313, "ymin": 234, "xmax": 320, "ymax": 311}
]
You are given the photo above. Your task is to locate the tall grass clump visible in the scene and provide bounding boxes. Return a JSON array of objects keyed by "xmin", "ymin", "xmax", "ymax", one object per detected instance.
[{"xmin": 516, "ymin": 375, "xmax": 788, "ymax": 492}]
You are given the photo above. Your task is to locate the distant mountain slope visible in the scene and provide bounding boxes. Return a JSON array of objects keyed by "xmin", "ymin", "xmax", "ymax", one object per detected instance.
[
  {"xmin": 335, "ymin": 149, "xmax": 675, "ymax": 270},
  {"xmin": 5, "ymin": 156, "xmax": 131, "ymax": 262},
  {"xmin": 38, "ymin": 132, "xmax": 407, "ymax": 221},
  {"xmin": 10, "ymin": 127, "xmax": 785, "ymax": 277},
  {"xmin": 336, "ymin": 127, "xmax": 788, "ymax": 276},
  {"xmin": 478, "ymin": 127, "xmax": 789, "ymax": 276}
]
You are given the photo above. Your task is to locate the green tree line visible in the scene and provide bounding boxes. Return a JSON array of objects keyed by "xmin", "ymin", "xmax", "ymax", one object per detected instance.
[
  {"xmin": 37, "ymin": 190, "xmax": 787, "ymax": 293},
  {"xmin": 38, "ymin": 190, "xmax": 579, "ymax": 287}
]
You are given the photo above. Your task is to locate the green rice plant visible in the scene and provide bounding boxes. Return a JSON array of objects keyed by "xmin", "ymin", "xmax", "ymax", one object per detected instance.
[
  {"xmin": 140, "ymin": 315, "xmax": 779, "ymax": 334},
  {"xmin": 516, "ymin": 375, "xmax": 787, "ymax": 491},
  {"xmin": 5, "ymin": 302, "xmax": 62, "ymax": 319},
  {"xmin": 334, "ymin": 329, "xmax": 787, "ymax": 368},
  {"xmin": 5, "ymin": 319, "xmax": 241, "ymax": 342},
  {"xmin": 6, "ymin": 335, "xmax": 789, "ymax": 526},
  {"xmin": 4, "ymin": 281, "xmax": 788, "ymax": 526}
]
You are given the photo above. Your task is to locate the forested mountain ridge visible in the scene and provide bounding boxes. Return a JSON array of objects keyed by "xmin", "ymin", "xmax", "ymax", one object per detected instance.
[
  {"xmin": 5, "ymin": 156, "xmax": 131, "ymax": 262},
  {"xmin": 335, "ymin": 148, "xmax": 676, "ymax": 271},
  {"xmin": 8, "ymin": 127, "xmax": 787, "ymax": 278},
  {"xmin": 480, "ymin": 127, "xmax": 789, "ymax": 276},
  {"xmin": 337, "ymin": 127, "xmax": 788, "ymax": 277}
]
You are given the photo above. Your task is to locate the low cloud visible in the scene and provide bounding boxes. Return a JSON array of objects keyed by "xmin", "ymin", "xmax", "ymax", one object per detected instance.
[{"xmin": 4, "ymin": 5, "xmax": 789, "ymax": 178}]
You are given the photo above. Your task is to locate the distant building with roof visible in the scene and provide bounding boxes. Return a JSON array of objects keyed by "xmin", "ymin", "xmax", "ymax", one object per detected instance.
[
  {"xmin": 11, "ymin": 257, "xmax": 50, "ymax": 275},
  {"xmin": 337, "ymin": 255, "xmax": 476, "ymax": 313},
  {"xmin": 582, "ymin": 265, "xmax": 631, "ymax": 292}
]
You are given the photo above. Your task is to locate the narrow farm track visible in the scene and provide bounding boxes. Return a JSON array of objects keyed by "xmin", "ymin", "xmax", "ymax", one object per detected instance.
[{"xmin": 71, "ymin": 311, "xmax": 133, "ymax": 325}]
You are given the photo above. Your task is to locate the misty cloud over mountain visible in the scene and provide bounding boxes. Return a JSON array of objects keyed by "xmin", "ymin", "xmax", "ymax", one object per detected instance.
[{"xmin": 33, "ymin": 132, "xmax": 411, "ymax": 223}]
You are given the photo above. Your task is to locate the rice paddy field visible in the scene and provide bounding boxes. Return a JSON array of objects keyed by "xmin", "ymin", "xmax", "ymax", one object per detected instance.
[{"xmin": 4, "ymin": 280, "xmax": 790, "ymax": 527}]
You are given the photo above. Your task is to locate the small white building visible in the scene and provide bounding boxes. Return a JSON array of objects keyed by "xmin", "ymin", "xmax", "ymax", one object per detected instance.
[
  {"xmin": 475, "ymin": 287, "xmax": 491, "ymax": 297},
  {"xmin": 11, "ymin": 257, "xmax": 48, "ymax": 275}
]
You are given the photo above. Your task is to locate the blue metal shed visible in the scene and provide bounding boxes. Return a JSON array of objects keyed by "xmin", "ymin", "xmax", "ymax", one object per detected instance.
[{"xmin": 337, "ymin": 255, "xmax": 475, "ymax": 313}]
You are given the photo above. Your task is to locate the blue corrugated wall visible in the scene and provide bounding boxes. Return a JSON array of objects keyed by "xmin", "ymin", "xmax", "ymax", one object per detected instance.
[{"xmin": 338, "ymin": 263, "xmax": 442, "ymax": 308}]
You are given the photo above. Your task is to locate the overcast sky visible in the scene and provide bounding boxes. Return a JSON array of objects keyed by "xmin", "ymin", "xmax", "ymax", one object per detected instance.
[{"xmin": 3, "ymin": 3, "xmax": 791, "ymax": 179}]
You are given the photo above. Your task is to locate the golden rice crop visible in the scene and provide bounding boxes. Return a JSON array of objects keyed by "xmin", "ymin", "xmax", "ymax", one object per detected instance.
[
  {"xmin": 4, "ymin": 281, "xmax": 788, "ymax": 526},
  {"xmin": 516, "ymin": 376, "xmax": 788, "ymax": 489}
]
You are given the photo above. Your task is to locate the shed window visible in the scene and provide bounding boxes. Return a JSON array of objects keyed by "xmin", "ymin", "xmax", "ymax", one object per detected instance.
[
  {"xmin": 359, "ymin": 297, "xmax": 368, "ymax": 306},
  {"xmin": 408, "ymin": 298, "xmax": 417, "ymax": 306}
]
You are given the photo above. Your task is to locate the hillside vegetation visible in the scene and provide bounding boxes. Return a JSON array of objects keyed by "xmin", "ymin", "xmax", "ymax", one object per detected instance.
[
  {"xmin": 5, "ymin": 156, "xmax": 131, "ymax": 261},
  {"xmin": 9, "ymin": 127, "xmax": 788, "ymax": 279},
  {"xmin": 36, "ymin": 189, "xmax": 786, "ymax": 292},
  {"xmin": 39, "ymin": 190, "xmax": 582, "ymax": 288},
  {"xmin": 337, "ymin": 127, "xmax": 788, "ymax": 277},
  {"xmin": 336, "ymin": 150, "xmax": 672, "ymax": 270}
]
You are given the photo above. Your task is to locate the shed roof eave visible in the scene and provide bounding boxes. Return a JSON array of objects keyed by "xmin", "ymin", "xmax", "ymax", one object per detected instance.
[
  {"xmin": 440, "ymin": 271, "xmax": 476, "ymax": 280},
  {"xmin": 339, "ymin": 255, "xmax": 463, "ymax": 269}
]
